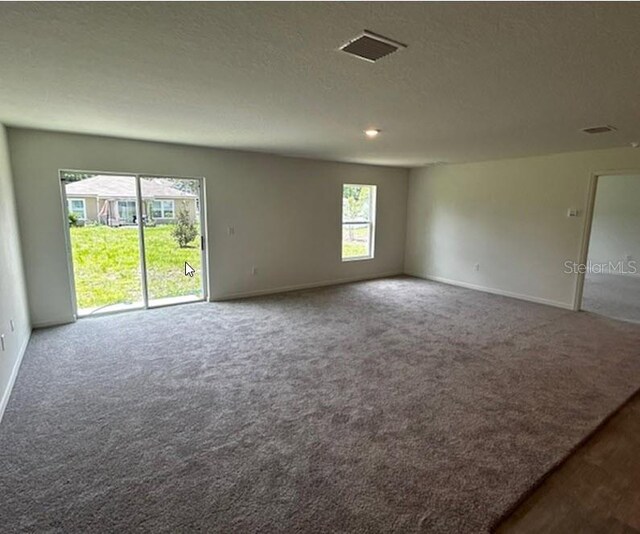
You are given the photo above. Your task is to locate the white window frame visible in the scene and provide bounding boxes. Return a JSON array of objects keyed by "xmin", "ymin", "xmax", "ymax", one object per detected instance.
[
  {"xmin": 67, "ymin": 198, "xmax": 87, "ymax": 220},
  {"xmin": 341, "ymin": 184, "xmax": 377, "ymax": 262},
  {"xmin": 151, "ymin": 199, "xmax": 175, "ymax": 219}
]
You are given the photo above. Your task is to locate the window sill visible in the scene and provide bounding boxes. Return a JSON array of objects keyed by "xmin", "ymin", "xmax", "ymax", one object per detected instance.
[{"xmin": 342, "ymin": 256, "xmax": 374, "ymax": 262}]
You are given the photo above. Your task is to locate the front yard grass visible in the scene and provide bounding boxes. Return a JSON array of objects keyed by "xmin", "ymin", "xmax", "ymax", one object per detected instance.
[
  {"xmin": 70, "ymin": 225, "xmax": 202, "ymax": 310},
  {"xmin": 342, "ymin": 226, "xmax": 370, "ymax": 258}
]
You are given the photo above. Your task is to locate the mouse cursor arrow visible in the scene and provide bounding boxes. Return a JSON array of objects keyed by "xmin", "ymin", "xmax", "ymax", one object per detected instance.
[{"xmin": 184, "ymin": 262, "xmax": 196, "ymax": 277}]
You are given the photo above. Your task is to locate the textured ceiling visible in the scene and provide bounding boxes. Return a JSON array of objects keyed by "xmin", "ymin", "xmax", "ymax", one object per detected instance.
[{"xmin": 1, "ymin": 2, "xmax": 639, "ymax": 167}]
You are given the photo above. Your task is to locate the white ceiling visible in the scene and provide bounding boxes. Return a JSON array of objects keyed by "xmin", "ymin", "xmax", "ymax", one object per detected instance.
[{"xmin": 1, "ymin": 2, "xmax": 639, "ymax": 167}]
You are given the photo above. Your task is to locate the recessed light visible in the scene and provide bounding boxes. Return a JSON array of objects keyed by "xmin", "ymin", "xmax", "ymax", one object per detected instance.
[{"xmin": 365, "ymin": 129, "xmax": 381, "ymax": 138}]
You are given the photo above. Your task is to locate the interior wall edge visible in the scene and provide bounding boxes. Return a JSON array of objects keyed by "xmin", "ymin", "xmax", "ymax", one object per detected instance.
[
  {"xmin": 0, "ymin": 329, "xmax": 31, "ymax": 423},
  {"xmin": 0, "ymin": 122, "xmax": 32, "ymax": 422}
]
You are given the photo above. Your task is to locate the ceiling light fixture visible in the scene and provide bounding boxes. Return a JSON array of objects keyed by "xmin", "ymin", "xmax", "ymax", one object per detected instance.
[{"xmin": 365, "ymin": 129, "xmax": 381, "ymax": 138}]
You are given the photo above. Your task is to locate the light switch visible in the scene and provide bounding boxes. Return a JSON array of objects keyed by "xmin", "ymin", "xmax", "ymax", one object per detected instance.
[
  {"xmin": 567, "ymin": 208, "xmax": 579, "ymax": 217},
  {"xmin": 0, "ymin": 334, "xmax": 5, "ymax": 352}
]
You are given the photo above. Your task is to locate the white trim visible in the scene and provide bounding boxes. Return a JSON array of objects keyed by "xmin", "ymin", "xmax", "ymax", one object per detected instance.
[
  {"xmin": 0, "ymin": 328, "xmax": 31, "ymax": 424},
  {"xmin": 573, "ymin": 172, "xmax": 599, "ymax": 311},
  {"xmin": 413, "ymin": 273, "xmax": 574, "ymax": 310},
  {"xmin": 342, "ymin": 255, "xmax": 375, "ymax": 262},
  {"xmin": 213, "ymin": 271, "xmax": 403, "ymax": 301}
]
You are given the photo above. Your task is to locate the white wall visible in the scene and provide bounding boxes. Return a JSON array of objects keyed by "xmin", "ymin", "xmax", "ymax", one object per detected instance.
[
  {"xmin": 588, "ymin": 175, "xmax": 640, "ymax": 275},
  {"xmin": 8, "ymin": 128, "xmax": 408, "ymax": 327},
  {"xmin": 405, "ymin": 148, "xmax": 640, "ymax": 309},
  {"xmin": 0, "ymin": 124, "xmax": 30, "ymax": 420}
]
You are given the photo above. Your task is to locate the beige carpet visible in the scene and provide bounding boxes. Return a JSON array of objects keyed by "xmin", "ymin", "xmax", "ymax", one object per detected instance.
[{"xmin": 1, "ymin": 277, "xmax": 639, "ymax": 533}]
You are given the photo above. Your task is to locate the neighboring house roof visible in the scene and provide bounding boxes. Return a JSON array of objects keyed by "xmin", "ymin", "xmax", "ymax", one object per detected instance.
[{"xmin": 65, "ymin": 175, "xmax": 197, "ymax": 199}]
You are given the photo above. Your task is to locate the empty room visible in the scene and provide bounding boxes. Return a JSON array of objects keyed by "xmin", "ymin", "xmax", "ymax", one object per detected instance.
[{"xmin": 1, "ymin": 3, "xmax": 639, "ymax": 533}]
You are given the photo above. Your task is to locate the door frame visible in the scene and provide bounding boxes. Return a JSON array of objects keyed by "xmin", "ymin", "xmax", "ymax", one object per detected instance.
[
  {"xmin": 59, "ymin": 169, "xmax": 208, "ymax": 320},
  {"xmin": 573, "ymin": 169, "xmax": 640, "ymax": 311}
]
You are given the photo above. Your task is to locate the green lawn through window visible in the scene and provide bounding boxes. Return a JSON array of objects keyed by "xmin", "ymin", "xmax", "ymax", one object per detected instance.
[
  {"xmin": 70, "ymin": 225, "xmax": 202, "ymax": 310},
  {"xmin": 342, "ymin": 225, "xmax": 371, "ymax": 259}
]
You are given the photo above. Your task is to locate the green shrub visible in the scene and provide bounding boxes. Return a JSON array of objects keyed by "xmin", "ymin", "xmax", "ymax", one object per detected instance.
[
  {"xmin": 68, "ymin": 212, "xmax": 79, "ymax": 227},
  {"xmin": 172, "ymin": 205, "xmax": 198, "ymax": 248}
]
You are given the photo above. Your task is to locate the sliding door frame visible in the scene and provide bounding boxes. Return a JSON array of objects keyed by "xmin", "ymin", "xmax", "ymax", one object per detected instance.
[
  {"xmin": 138, "ymin": 174, "xmax": 209, "ymax": 307},
  {"xmin": 59, "ymin": 169, "xmax": 208, "ymax": 320},
  {"xmin": 134, "ymin": 177, "xmax": 150, "ymax": 309},
  {"xmin": 573, "ymin": 169, "xmax": 640, "ymax": 311}
]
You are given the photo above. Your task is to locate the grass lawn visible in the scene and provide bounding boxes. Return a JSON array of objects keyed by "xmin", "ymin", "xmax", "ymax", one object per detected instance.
[
  {"xmin": 70, "ymin": 225, "xmax": 202, "ymax": 310},
  {"xmin": 342, "ymin": 225, "xmax": 370, "ymax": 258}
]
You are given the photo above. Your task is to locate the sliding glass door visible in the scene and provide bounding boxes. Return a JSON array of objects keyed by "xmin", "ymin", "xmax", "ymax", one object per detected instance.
[
  {"xmin": 61, "ymin": 171, "xmax": 207, "ymax": 318},
  {"xmin": 139, "ymin": 176, "xmax": 206, "ymax": 307},
  {"xmin": 63, "ymin": 173, "xmax": 145, "ymax": 316}
]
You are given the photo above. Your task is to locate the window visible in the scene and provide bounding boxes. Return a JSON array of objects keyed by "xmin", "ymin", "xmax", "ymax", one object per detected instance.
[
  {"xmin": 342, "ymin": 184, "xmax": 376, "ymax": 261},
  {"xmin": 151, "ymin": 199, "xmax": 175, "ymax": 219},
  {"xmin": 68, "ymin": 198, "xmax": 86, "ymax": 220},
  {"xmin": 117, "ymin": 200, "xmax": 137, "ymax": 224}
]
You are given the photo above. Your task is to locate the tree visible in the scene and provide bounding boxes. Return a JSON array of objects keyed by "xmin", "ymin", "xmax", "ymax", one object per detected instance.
[
  {"xmin": 172, "ymin": 203, "xmax": 198, "ymax": 248},
  {"xmin": 61, "ymin": 171, "xmax": 96, "ymax": 183},
  {"xmin": 343, "ymin": 185, "xmax": 370, "ymax": 220},
  {"xmin": 342, "ymin": 185, "xmax": 370, "ymax": 241}
]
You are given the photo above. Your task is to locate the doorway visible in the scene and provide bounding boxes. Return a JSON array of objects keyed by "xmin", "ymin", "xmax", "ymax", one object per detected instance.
[
  {"xmin": 61, "ymin": 170, "xmax": 207, "ymax": 317},
  {"xmin": 578, "ymin": 173, "xmax": 640, "ymax": 323}
]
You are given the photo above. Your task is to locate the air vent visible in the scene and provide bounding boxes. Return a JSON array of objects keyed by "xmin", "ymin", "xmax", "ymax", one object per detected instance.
[
  {"xmin": 581, "ymin": 125, "xmax": 617, "ymax": 134},
  {"xmin": 340, "ymin": 30, "xmax": 407, "ymax": 63}
]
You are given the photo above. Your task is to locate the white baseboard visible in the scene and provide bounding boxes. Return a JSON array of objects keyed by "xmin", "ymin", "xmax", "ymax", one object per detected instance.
[
  {"xmin": 412, "ymin": 273, "xmax": 574, "ymax": 310},
  {"xmin": 0, "ymin": 328, "xmax": 31, "ymax": 424},
  {"xmin": 213, "ymin": 271, "xmax": 404, "ymax": 301}
]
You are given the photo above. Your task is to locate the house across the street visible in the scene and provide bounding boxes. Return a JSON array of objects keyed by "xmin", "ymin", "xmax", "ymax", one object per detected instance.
[{"xmin": 65, "ymin": 175, "xmax": 197, "ymax": 226}]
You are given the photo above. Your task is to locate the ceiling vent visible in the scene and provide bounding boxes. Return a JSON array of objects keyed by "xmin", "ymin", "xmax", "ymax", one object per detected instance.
[
  {"xmin": 340, "ymin": 30, "xmax": 407, "ymax": 63},
  {"xmin": 581, "ymin": 125, "xmax": 617, "ymax": 134}
]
